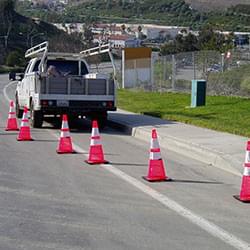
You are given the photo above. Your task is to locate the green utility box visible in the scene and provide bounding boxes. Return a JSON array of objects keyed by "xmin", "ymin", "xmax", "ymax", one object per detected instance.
[{"xmin": 191, "ymin": 79, "xmax": 206, "ymax": 107}]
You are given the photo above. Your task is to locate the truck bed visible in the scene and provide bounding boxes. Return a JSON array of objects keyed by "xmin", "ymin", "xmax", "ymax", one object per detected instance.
[{"xmin": 38, "ymin": 75, "xmax": 115, "ymax": 96}]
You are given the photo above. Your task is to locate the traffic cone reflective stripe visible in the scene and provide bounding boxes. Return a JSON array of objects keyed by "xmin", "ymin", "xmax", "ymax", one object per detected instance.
[
  {"xmin": 234, "ymin": 140, "xmax": 250, "ymax": 202},
  {"xmin": 5, "ymin": 100, "xmax": 19, "ymax": 131},
  {"xmin": 60, "ymin": 128, "xmax": 70, "ymax": 138},
  {"xmin": 150, "ymin": 147, "xmax": 161, "ymax": 160},
  {"xmin": 17, "ymin": 107, "xmax": 33, "ymax": 141},
  {"xmin": 245, "ymin": 141, "xmax": 250, "ymax": 164},
  {"xmin": 243, "ymin": 166, "xmax": 250, "ymax": 176},
  {"xmin": 90, "ymin": 135, "xmax": 101, "ymax": 145},
  {"xmin": 57, "ymin": 114, "xmax": 74, "ymax": 154},
  {"xmin": 143, "ymin": 129, "xmax": 171, "ymax": 182},
  {"xmin": 85, "ymin": 120, "xmax": 108, "ymax": 164}
]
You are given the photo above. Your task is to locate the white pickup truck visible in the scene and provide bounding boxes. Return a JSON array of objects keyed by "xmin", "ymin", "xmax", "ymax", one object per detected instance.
[{"xmin": 14, "ymin": 42, "xmax": 117, "ymax": 128}]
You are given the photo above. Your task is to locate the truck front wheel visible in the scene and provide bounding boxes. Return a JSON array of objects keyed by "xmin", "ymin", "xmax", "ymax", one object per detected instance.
[
  {"xmin": 30, "ymin": 102, "xmax": 43, "ymax": 128},
  {"xmin": 15, "ymin": 95, "xmax": 23, "ymax": 118}
]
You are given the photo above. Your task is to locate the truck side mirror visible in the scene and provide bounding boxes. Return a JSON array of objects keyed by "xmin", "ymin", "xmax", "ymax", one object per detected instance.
[
  {"xmin": 9, "ymin": 72, "xmax": 16, "ymax": 81},
  {"xmin": 18, "ymin": 73, "xmax": 24, "ymax": 80}
]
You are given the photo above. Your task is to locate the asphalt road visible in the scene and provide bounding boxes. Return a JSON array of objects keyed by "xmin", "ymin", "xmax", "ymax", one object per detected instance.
[{"xmin": 0, "ymin": 74, "xmax": 250, "ymax": 250}]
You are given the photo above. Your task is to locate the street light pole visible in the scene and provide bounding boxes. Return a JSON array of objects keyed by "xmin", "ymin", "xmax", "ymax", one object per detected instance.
[
  {"xmin": 249, "ymin": 35, "xmax": 250, "ymax": 52},
  {"xmin": 221, "ymin": 53, "xmax": 225, "ymax": 72},
  {"xmin": 0, "ymin": 36, "xmax": 8, "ymax": 48}
]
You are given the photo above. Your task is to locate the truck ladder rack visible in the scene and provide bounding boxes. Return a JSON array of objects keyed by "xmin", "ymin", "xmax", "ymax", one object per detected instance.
[
  {"xmin": 80, "ymin": 43, "xmax": 118, "ymax": 88},
  {"xmin": 25, "ymin": 41, "xmax": 49, "ymax": 58},
  {"xmin": 80, "ymin": 43, "xmax": 110, "ymax": 57}
]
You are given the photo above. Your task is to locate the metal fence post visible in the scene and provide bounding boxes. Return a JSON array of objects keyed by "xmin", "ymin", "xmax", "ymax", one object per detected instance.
[
  {"xmin": 163, "ymin": 56, "xmax": 167, "ymax": 81},
  {"xmin": 172, "ymin": 54, "xmax": 175, "ymax": 90},
  {"xmin": 193, "ymin": 52, "xmax": 196, "ymax": 80},
  {"xmin": 134, "ymin": 59, "xmax": 138, "ymax": 88},
  {"xmin": 221, "ymin": 53, "xmax": 225, "ymax": 72}
]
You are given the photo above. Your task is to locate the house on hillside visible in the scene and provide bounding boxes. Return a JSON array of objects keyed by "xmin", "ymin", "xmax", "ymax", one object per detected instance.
[
  {"xmin": 108, "ymin": 35, "xmax": 140, "ymax": 48},
  {"xmin": 91, "ymin": 24, "xmax": 123, "ymax": 36},
  {"xmin": 142, "ymin": 25, "xmax": 189, "ymax": 40}
]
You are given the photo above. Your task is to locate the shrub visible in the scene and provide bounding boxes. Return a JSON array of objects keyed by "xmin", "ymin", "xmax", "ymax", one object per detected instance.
[
  {"xmin": 241, "ymin": 76, "xmax": 250, "ymax": 94},
  {"xmin": 5, "ymin": 51, "xmax": 23, "ymax": 67}
]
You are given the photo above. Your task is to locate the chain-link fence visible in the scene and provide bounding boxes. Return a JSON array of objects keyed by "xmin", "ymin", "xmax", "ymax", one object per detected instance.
[
  {"xmin": 90, "ymin": 50, "xmax": 250, "ymax": 96},
  {"xmin": 120, "ymin": 50, "xmax": 250, "ymax": 96},
  {"xmin": 152, "ymin": 50, "xmax": 250, "ymax": 96}
]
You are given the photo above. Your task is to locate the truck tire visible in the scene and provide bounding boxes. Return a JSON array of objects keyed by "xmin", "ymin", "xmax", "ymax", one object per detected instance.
[
  {"xmin": 68, "ymin": 114, "xmax": 79, "ymax": 128},
  {"xmin": 15, "ymin": 95, "xmax": 23, "ymax": 118},
  {"xmin": 30, "ymin": 102, "xmax": 43, "ymax": 128}
]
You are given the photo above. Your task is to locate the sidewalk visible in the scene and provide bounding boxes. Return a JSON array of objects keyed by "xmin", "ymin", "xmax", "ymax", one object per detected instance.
[{"xmin": 108, "ymin": 109, "xmax": 247, "ymax": 177}]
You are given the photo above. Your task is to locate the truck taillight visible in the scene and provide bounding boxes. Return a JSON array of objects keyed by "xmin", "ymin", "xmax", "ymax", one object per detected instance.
[
  {"xmin": 107, "ymin": 101, "xmax": 113, "ymax": 107},
  {"xmin": 41, "ymin": 100, "xmax": 48, "ymax": 106}
]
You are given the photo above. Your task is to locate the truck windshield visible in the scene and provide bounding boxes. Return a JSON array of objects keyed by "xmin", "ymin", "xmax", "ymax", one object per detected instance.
[{"xmin": 33, "ymin": 60, "xmax": 89, "ymax": 75}]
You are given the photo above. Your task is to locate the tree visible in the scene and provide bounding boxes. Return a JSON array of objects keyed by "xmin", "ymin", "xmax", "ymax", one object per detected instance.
[
  {"xmin": 160, "ymin": 41, "xmax": 178, "ymax": 55},
  {"xmin": 198, "ymin": 25, "xmax": 231, "ymax": 52},
  {"xmin": 0, "ymin": 0, "xmax": 16, "ymax": 12},
  {"xmin": 83, "ymin": 25, "xmax": 93, "ymax": 46},
  {"xmin": 0, "ymin": 0, "xmax": 16, "ymax": 48},
  {"xmin": 5, "ymin": 50, "xmax": 23, "ymax": 67}
]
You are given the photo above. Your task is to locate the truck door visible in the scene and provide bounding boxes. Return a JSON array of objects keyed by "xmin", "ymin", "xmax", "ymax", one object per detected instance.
[{"xmin": 18, "ymin": 60, "xmax": 35, "ymax": 108}]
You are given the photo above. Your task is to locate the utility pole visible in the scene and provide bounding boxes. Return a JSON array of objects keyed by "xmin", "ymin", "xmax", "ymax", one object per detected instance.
[{"xmin": 0, "ymin": 36, "xmax": 8, "ymax": 48}]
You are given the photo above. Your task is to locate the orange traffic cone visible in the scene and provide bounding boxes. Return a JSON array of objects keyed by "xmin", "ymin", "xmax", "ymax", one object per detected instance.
[
  {"xmin": 234, "ymin": 140, "xmax": 250, "ymax": 202},
  {"xmin": 85, "ymin": 120, "xmax": 108, "ymax": 164},
  {"xmin": 17, "ymin": 106, "xmax": 33, "ymax": 141},
  {"xmin": 5, "ymin": 100, "xmax": 19, "ymax": 131},
  {"xmin": 143, "ymin": 129, "xmax": 171, "ymax": 182},
  {"xmin": 57, "ymin": 114, "xmax": 74, "ymax": 154}
]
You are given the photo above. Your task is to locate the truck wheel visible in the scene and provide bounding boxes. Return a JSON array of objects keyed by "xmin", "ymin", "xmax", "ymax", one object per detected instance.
[
  {"xmin": 68, "ymin": 114, "xmax": 79, "ymax": 128},
  {"xmin": 15, "ymin": 96, "xmax": 23, "ymax": 118},
  {"xmin": 30, "ymin": 103, "xmax": 43, "ymax": 128}
]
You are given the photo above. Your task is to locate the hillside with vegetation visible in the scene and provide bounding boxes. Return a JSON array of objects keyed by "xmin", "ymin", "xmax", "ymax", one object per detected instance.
[
  {"xmin": 69, "ymin": 0, "xmax": 250, "ymax": 11},
  {"xmin": 16, "ymin": 0, "xmax": 250, "ymax": 32},
  {"xmin": 0, "ymin": 0, "xmax": 86, "ymax": 69},
  {"xmin": 185, "ymin": 0, "xmax": 250, "ymax": 11}
]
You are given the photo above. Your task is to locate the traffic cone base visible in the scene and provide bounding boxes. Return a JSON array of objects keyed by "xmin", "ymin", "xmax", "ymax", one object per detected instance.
[
  {"xmin": 143, "ymin": 159, "xmax": 171, "ymax": 182},
  {"xmin": 234, "ymin": 169, "xmax": 250, "ymax": 202},
  {"xmin": 57, "ymin": 137, "xmax": 74, "ymax": 154},
  {"xmin": 5, "ymin": 118, "xmax": 19, "ymax": 131},
  {"xmin": 233, "ymin": 195, "xmax": 250, "ymax": 203},
  {"xmin": 235, "ymin": 140, "xmax": 250, "ymax": 203},
  {"xmin": 85, "ymin": 159, "xmax": 109, "ymax": 165},
  {"xmin": 17, "ymin": 127, "xmax": 33, "ymax": 141},
  {"xmin": 85, "ymin": 145, "xmax": 109, "ymax": 164}
]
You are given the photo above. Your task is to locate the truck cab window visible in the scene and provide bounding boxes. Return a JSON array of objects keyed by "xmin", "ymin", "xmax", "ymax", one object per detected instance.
[
  {"xmin": 47, "ymin": 60, "xmax": 81, "ymax": 76},
  {"xmin": 81, "ymin": 61, "xmax": 89, "ymax": 75},
  {"xmin": 33, "ymin": 60, "xmax": 41, "ymax": 72}
]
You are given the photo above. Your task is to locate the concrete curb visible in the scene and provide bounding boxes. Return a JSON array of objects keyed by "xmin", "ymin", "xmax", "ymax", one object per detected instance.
[{"xmin": 108, "ymin": 119, "xmax": 242, "ymax": 177}]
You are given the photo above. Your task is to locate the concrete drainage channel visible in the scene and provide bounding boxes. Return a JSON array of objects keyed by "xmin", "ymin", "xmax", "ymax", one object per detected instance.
[{"xmin": 107, "ymin": 119, "xmax": 242, "ymax": 177}]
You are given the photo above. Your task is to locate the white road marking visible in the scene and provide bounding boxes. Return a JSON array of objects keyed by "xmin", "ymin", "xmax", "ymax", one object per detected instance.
[
  {"xmin": 3, "ymin": 81, "xmax": 16, "ymax": 103},
  {"xmin": 3, "ymin": 82, "xmax": 250, "ymax": 250},
  {"xmin": 102, "ymin": 164, "xmax": 250, "ymax": 250}
]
